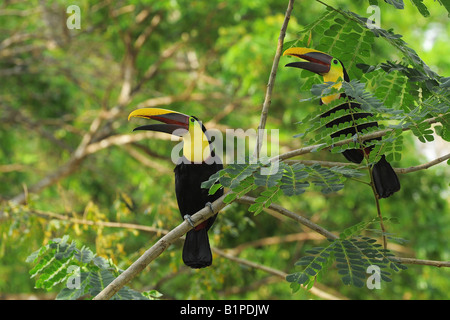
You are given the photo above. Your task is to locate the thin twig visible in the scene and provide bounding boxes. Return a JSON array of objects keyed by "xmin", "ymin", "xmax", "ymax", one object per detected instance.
[
  {"xmin": 285, "ymin": 153, "xmax": 450, "ymax": 174},
  {"xmin": 254, "ymin": 0, "xmax": 295, "ymax": 158},
  {"xmin": 348, "ymin": 102, "xmax": 388, "ymax": 249},
  {"xmin": 237, "ymin": 196, "xmax": 337, "ymax": 240},
  {"xmin": 389, "ymin": 257, "xmax": 450, "ymax": 268},
  {"xmin": 272, "ymin": 116, "xmax": 442, "ymax": 163},
  {"xmin": 395, "ymin": 152, "xmax": 450, "ymax": 174},
  {"xmin": 30, "ymin": 209, "xmax": 170, "ymax": 234},
  {"xmin": 212, "ymin": 247, "xmax": 346, "ymax": 300}
]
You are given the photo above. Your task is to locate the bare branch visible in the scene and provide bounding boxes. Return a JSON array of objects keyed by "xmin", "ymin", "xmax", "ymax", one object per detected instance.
[
  {"xmin": 272, "ymin": 116, "xmax": 442, "ymax": 162},
  {"xmin": 28, "ymin": 204, "xmax": 346, "ymax": 300},
  {"xmin": 0, "ymin": 164, "xmax": 27, "ymax": 173},
  {"xmin": 91, "ymin": 188, "xmax": 450, "ymax": 300},
  {"xmin": 10, "ymin": 156, "xmax": 84, "ymax": 205},
  {"xmin": 134, "ymin": 13, "xmax": 162, "ymax": 50},
  {"xmin": 389, "ymin": 257, "xmax": 450, "ymax": 268},
  {"xmin": 238, "ymin": 196, "xmax": 337, "ymax": 240},
  {"xmin": 254, "ymin": 0, "xmax": 295, "ymax": 158},
  {"xmin": 122, "ymin": 144, "xmax": 172, "ymax": 174},
  {"xmin": 30, "ymin": 209, "xmax": 170, "ymax": 235},
  {"xmin": 131, "ymin": 40, "xmax": 187, "ymax": 96},
  {"xmin": 395, "ymin": 152, "xmax": 450, "ymax": 174},
  {"xmin": 93, "ymin": 193, "xmax": 230, "ymax": 300},
  {"xmin": 212, "ymin": 247, "xmax": 346, "ymax": 300},
  {"xmin": 134, "ymin": 92, "xmax": 225, "ymax": 109},
  {"xmin": 226, "ymin": 232, "xmax": 324, "ymax": 255},
  {"xmin": 84, "ymin": 131, "xmax": 177, "ymax": 155}
]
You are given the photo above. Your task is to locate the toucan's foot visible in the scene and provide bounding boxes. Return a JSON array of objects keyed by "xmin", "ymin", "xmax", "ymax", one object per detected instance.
[
  {"xmin": 184, "ymin": 214, "xmax": 195, "ymax": 227},
  {"xmin": 205, "ymin": 202, "xmax": 214, "ymax": 214}
]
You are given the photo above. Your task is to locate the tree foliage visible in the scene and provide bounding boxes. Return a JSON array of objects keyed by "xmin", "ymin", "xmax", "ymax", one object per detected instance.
[{"xmin": 1, "ymin": 0, "xmax": 449, "ymax": 300}]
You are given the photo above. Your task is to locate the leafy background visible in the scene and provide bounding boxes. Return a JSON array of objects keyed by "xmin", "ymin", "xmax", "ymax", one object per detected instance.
[{"xmin": 0, "ymin": 0, "xmax": 449, "ymax": 299}]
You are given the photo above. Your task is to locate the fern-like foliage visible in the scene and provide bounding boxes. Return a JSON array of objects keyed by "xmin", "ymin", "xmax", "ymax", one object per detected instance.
[
  {"xmin": 201, "ymin": 3, "xmax": 449, "ymax": 291},
  {"xmin": 26, "ymin": 236, "xmax": 162, "ymax": 300},
  {"xmin": 286, "ymin": 4, "xmax": 450, "ymax": 154},
  {"xmin": 380, "ymin": 0, "xmax": 450, "ymax": 18},
  {"xmin": 286, "ymin": 219, "xmax": 407, "ymax": 291},
  {"xmin": 202, "ymin": 160, "xmax": 364, "ymax": 215}
]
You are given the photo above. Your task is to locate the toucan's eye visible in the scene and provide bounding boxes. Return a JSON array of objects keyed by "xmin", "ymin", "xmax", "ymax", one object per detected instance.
[
  {"xmin": 190, "ymin": 118, "xmax": 195, "ymax": 122},
  {"xmin": 332, "ymin": 59, "xmax": 338, "ymax": 65}
]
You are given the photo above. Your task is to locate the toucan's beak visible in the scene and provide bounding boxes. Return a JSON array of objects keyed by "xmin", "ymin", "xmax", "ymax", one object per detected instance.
[
  {"xmin": 128, "ymin": 108, "xmax": 189, "ymax": 137},
  {"xmin": 283, "ymin": 47, "xmax": 332, "ymax": 75}
]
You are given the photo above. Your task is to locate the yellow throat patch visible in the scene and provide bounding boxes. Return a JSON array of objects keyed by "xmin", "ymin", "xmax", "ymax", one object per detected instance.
[{"xmin": 182, "ymin": 117, "xmax": 211, "ymax": 163}]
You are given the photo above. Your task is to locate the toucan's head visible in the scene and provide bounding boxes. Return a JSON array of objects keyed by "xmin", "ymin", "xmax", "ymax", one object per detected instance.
[
  {"xmin": 128, "ymin": 108, "xmax": 211, "ymax": 163},
  {"xmin": 283, "ymin": 47, "xmax": 349, "ymax": 104}
]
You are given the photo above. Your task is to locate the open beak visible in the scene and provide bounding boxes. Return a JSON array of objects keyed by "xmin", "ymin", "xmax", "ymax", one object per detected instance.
[
  {"xmin": 283, "ymin": 47, "xmax": 332, "ymax": 75},
  {"xmin": 128, "ymin": 108, "xmax": 189, "ymax": 137}
]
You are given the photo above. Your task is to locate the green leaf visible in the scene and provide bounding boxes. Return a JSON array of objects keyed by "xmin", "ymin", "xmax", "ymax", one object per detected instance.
[
  {"xmin": 288, "ymin": 220, "xmax": 406, "ymax": 291},
  {"xmin": 208, "ymin": 184, "xmax": 222, "ymax": 195},
  {"xmin": 410, "ymin": 0, "xmax": 430, "ymax": 17},
  {"xmin": 201, "ymin": 170, "xmax": 224, "ymax": 189},
  {"xmin": 384, "ymin": 0, "xmax": 404, "ymax": 9},
  {"xmin": 248, "ymin": 186, "xmax": 281, "ymax": 216}
]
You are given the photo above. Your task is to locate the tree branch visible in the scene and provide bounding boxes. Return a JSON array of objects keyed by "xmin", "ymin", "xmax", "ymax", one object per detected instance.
[
  {"xmin": 238, "ymin": 196, "xmax": 336, "ymax": 240},
  {"xmin": 395, "ymin": 152, "xmax": 450, "ymax": 174},
  {"xmin": 285, "ymin": 153, "xmax": 450, "ymax": 174},
  {"xmin": 254, "ymin": 0, "xmax": 295, "ymax": 158},
  {"xmin": 27, "ymin": 204, "xmax": 345, "ymax": 300},
  {"xmin": 93, "ymin": 193, "xmax": 230, "ymax": 300},
  {"xmin": 272, "ymin": 116, "xmax": 442, "ymax": 162},
  {"xmin": 211, "ymin": 247, "xmax": 346, "ymax": 300},
  {"xmin": 90, "ymin": 189, "xmax": 450, "ymax": 300}
]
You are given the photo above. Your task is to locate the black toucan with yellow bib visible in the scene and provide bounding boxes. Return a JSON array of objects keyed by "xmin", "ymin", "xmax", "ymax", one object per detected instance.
[
  {"xmin": 128, "ymin": 108, "xmax": 223, "ymax": 268},
  {"xmin": 283, "ymin": 47, "xmax": 400, "ymax": 198}
]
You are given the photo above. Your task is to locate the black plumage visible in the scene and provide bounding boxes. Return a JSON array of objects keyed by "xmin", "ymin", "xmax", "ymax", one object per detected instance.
[
  {"xmin": 320, "ymin": 98, "xmax": 400, "ymax": 198},
  {"xmin": 174, "ymin": 158, "xmax": 223, "ymax": 268},
  {"xmin": 128, "ymin": 108, "xmax": 224, "ymax": 268},
  {"xmin": 283, "ymin": 47, "xmax": 401, "ymax": 198}
]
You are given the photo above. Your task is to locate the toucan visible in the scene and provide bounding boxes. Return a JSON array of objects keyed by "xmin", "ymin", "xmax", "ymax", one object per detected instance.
[
  {"xmin": 128, "ymin": 108, "xmax": 223, "ymax": 268},
  {"xmin": 283, "ymin": 47, "xmax": 400, "ymax": 198}
]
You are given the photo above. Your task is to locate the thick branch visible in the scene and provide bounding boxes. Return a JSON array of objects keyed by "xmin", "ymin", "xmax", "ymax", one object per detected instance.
[
  {"xmin": 91, "ymin": 190, "xmax": 450, "ymax": 300},
  {"xmin": 28, "ymin": 204, "xmax": 344, "ymax": 300},
  {"xmin": 93, "ymin": 193, "xmax": 230, "ymax": 300}
]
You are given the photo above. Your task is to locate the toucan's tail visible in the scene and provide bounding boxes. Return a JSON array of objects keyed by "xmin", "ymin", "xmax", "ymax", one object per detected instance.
[
  {"xmin": 372, "ymin": 155, "xmax": 400, "ymax": 198},
  {"xmin": 182, "ymin": 228, "xmax": 212, "ymax": 268}
]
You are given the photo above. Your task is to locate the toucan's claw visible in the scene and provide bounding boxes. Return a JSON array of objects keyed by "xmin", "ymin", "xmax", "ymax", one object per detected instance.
[
  {"xmin": 205, "ymin": 202, "xmax": 214, "ymax": 214},
  {"xmin": 184, "ymin": 214, "xmax": 195, "ymax": 228}
]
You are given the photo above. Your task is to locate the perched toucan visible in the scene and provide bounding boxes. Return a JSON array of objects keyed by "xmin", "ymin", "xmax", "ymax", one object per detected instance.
[
  {"xmin": 283, "ymin": 47, "xmax": 400, "ymax": 198},
  {"xmin": 128, "ymin": 108, "xmax": 223, "ymax": 268}
]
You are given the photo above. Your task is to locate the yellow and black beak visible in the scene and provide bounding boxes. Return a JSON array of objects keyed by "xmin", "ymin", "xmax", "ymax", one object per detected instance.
[
  {"xmin": 283, "ymin": 47, "xmax": 333, "ymax": 75},
  {"xmin": 128, "ymin": 108, "xmax": 189, "ymax": 137}
]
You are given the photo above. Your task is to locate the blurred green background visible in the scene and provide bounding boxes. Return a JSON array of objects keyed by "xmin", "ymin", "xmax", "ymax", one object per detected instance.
[{"xmin": 0, "ymin": 0, "xmax": 449, "ymax": 299}]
